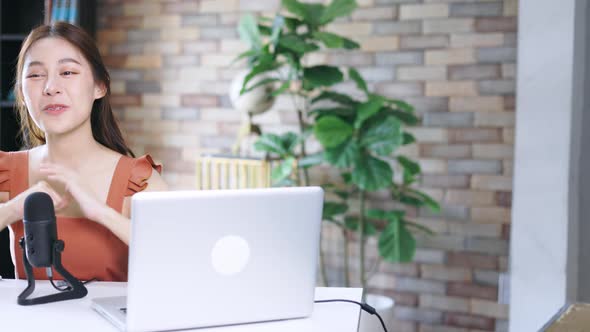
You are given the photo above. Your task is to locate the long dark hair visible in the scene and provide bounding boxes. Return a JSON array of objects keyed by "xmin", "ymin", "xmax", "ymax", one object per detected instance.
[{"xmin": 14, "ymin": 22, "xmax": 134, "ymax": 157}]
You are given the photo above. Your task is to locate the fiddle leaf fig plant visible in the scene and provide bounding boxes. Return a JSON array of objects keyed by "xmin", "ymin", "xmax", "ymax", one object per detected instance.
[{"xmin": 234, "ymin": 0, "xmax": 440, "ymax": 290}]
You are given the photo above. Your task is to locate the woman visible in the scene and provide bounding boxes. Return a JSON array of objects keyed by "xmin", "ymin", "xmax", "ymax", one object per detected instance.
[{"xmin": 0, "ymin": 22, "xmax": 167, "ymax": 282}]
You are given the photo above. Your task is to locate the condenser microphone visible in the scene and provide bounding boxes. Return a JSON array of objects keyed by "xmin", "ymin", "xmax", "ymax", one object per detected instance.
[
  {"xmin": 23, "ymin": 192, "xmax": 57, "ymax": 267},
  {"xmin": 17, "ymin": 192, "xmax": 87, "ymax": 305}
]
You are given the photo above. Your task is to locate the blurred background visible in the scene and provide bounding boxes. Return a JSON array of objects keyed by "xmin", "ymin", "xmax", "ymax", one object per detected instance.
[{"xmin": 1, "ymin": 1, "xmax": 589, "ymax": 331}]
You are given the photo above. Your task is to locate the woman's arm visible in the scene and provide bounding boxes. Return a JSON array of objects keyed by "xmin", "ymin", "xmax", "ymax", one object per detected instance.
[
  {"xmin": 96, "ymin": 168, "xmax": 169, "ymax": 245},
  {"xmin": 0, "ymin": 182, "xmax": 69, "ymax": 231},
  {"xmin": 0, "ymin": 202, "xmax": 17, "ymax": 231}
]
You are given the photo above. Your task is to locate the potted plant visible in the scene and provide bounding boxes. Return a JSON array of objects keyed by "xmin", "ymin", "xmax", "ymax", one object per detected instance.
[{"xmin": 233, "ymin": 0, "xmax": 440, "ymax": 330}]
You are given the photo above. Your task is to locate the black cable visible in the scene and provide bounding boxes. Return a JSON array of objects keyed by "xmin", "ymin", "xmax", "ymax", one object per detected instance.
[
  {"xmin": 48, "ymin": 276, "xmax": 71, "ymax": 292},
  {"xmin": 314, "ymin": 299, "xmax": 388, "ymax": 332},
  {"xmin": 83, "ymin": 278, "xmax": 98, "ymax": 285},
  {"xmin": 48, "ymin": 274, "xmax": 97, "ymax": 292}
]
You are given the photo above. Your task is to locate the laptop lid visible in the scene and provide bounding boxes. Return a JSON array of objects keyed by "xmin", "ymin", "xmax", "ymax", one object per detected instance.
[{"xmin": 126, "ymin": 187, "xmax": 324, "ymax": 332}]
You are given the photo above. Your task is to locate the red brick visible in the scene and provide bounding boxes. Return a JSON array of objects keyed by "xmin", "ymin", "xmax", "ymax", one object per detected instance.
[
  {"xmin": 163, "ymin": 0, "xmax": 199, "ymax": 14},
  {"xmin": 121, "ymin": 120, "xmax": 142, "ymax": 133},
  {"xmin": 447, "ymin": 282, "xmax": 498, "ymax": 301},
  {"xmin": 504, "ymin": 95, "xmax": 516, "ymax": 110},
  {"xmin": 475, "ymin": 17, "xmax": 517, "ymax": 33},
  {"xmin": 110, "ymin": 94, "xmax": 141, "ymax": 107},
  {"xmin": 449, "ymin": 129, "xmax": 502, "ymax": 143},
  {"xmin": 447, "ymin": 252, "xmax": 498, "ymax": 270},
  {"xmin": 501, "ymin": 224, "xmax": 511, "ymax": 241},
  {"xmin": 108, "ymin": 16, "xmax": 143, "ymax": 29},
  {"xmin": 495, "ymin": 191, "xmax": 512, "ymax": 207},
  {"xmin": 103, "ymin": 55, "xmax": 127, "ymax": 68},
  {"xmin": 144, "ymin": 146, "xmax": 182, "ymax": 161},
  {"xmin": 181, "ymin": 94, "xmax": 219, "ymax": 107},
  {"xmin": 444, "ymin": 312, "xmax": 495, "ymax": 330},
  {"xmin": 164, "ymin": 160, "xmax": 196, "ymax": 173}
]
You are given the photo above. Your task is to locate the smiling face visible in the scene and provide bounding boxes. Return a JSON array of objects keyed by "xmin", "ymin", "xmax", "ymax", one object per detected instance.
[{"xmin": 21, "ymin": 37, "xmax": 106, "ymax": 137}]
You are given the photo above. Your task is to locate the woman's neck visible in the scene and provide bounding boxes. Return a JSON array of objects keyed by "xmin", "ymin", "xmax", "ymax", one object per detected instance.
[{"xmin": 42, "ymin": 121, "xmax": 107, "ymax": 170}]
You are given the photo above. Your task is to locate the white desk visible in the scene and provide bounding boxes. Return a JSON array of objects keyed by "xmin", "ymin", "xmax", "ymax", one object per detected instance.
[{"xmin": 0, "ymin": 280, "xmax": 362, "ymax": 332}]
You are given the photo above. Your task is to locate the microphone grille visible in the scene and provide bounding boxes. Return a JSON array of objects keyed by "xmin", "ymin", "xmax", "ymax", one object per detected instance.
[{"xmin": 23, "ymin": 192, "xmax": 55, "ymax": 221}]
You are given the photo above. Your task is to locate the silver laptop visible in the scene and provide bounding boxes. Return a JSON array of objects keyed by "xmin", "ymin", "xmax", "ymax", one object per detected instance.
[{"xmin": 91, "ymin": 186, "xmax": 324, "ymax": 332}]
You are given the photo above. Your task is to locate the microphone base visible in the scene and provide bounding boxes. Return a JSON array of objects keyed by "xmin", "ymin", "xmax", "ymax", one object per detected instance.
[{"xmin": 17, "ymin": 237, "xmax": 88, "ymax": 306}]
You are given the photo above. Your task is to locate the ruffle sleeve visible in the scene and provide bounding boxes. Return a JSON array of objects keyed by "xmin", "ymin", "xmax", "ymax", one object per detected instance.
[
  {"xmin": 0, "ymin": 151, "xmax": 10, "ymax": 192},
  {"xmin": 125, "ymin": 154, "xmax": 163, "ymax": 196}
]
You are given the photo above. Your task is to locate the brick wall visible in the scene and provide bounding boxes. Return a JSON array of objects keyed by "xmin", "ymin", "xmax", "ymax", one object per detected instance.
[{"xmin": 96, "ymin": 0, "xmax": 516, "ymax": 331}]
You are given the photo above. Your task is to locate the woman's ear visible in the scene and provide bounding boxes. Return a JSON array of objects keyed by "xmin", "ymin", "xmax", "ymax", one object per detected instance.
[{"xmin": 94, "ymin": 82, "xmax": 107, "ymax": 100}]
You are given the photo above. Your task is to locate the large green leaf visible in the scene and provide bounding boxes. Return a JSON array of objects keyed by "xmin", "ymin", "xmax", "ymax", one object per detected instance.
[
  {"xmin": 240, "ymin": 77, "xmax": 279, "ymax": 95},
  {"xmin": 344, "ymin": 216, "xmax": 376, "ymax": 236},
  {"xmin": 320, "ymin": 0, "xmax": 358, "ymax": 25},
  {"xmin": 303, "ymin": 65, "xmax": 344, "ymax": 90},
  {"xmin": 278, "ymin": 34, "xmax": 319, "ymax": 54},
  {"xmin": 271, "ymin": 16, "xmax": 285, "ymax": 47},
  {"xmin": 257, "ymin": 24, "xmax": 272, "ymax": 36},
  {"xmin": 402, "ymin": 132, "xmax": 416, "ymax": 145},
  {"xmin": 238, "ymin": 14, "xmax": 262, "ymax": 50},
  {"xmin": 351, "ymin": 155, "xmax": 393, "ymax": 191},
  {"xmin": 314, "ymin": 115, "xmax": 353, "ymax": 148},
  {"xmin": 349, "ymin": 68, "xmax": 368, "ymax": 94},
  {"xmin": 403, "ymin": 188, "xmax": 441, "ymax": 213},
  {"xmin": 272, "ymin": 81, "xmax": 290, "ymax": 97},
  {"xmin": 309, "ymin": 107, "xmax": 355, "ymax": 120},
  {"xmin": 360, "ymin": 116, "xmax": 403, "ymax": 156},
  {"xmin": 298, "ymin": 152, "xmax": 324, "ymax": 168},
  {"xmin": 312, "ymin": 91, "xmax": 357, "ymax": 106},
  {"xmin": 323, "ymin": 201, "xmax": 348, "ymax": 220},
  {"xmin": 324, "ymin": 139, "xmax": 360, "ymax": 168},
  {"xmin": 282, "ymin": 0, "xmax": 325, "ymax": 26},
  {"xmin": 333, "ymin": 189, "xmax": 350, "ymax": 200},
  {"xmin": 254, "ymin": 133, "xmax": 288, "ymax": 156},
  {"xmin": 404, "ymin": 219, "xmax": 435, "ymax": 235},
  {"xmin": 385, "ymin": 108, "xmax": 420, "ymax": 126},
  {"xmin": 396, "ymin": 188, "xmax": 441, "ymax": 212},
  {"xmin": 379, "ymin": 219, "xmax": 416, "ymax": 263},
  {"xmin": 242, "ymin": 54, "xmax": 281, "ymax": 91},
  {"xmin": 284, "ymin": 17, "xmax": 304, "ymax": 32},
  {"xmin": 398, "ymin": 155, "xmax": 421, "ymax": 184},
  {"xmin": 388, "ymin": 99, "xmax": 415, "ymax": 114},
  {"xmin": 312, "ymin": 31, "xmax": 359, "ymax": 49},
  {"xmin": 366, "ymin": 209, "xmax": 405, "ymax": 222},
  {"xmin": 271, "ymin": 156, "xmax": 296, "ymax": 183},
  {"xmin": 354, "ymin": 94, "xmax": 385, "ymax": 129},
  {"xmin": 232, "ymin": 49, "xmax": 259, "ymax": 66},
  {"xmin": 397, "ymin": 156, "xmax": 421, "ymax": 175},
  {"xmin": 281, "ymin": 132, "xmax": 299, "ymax": 153}
]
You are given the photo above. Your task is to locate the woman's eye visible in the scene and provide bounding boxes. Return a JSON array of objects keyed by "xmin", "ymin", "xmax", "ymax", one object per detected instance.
[
  {"xmin": 26, "ymin": 74, "xmax": 42, "ymax": 78},
  {"xmin": 62, "ymin": 71, "xmax": 75, "ymax": 76}
]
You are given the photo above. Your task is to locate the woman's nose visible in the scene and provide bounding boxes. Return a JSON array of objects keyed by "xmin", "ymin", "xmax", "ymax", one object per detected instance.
[{"xmin": 43, "ymin": 77, "xmax": 62, "ymax": 96}]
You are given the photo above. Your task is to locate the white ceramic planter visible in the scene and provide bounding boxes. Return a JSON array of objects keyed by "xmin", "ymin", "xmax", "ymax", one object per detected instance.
[{"xmin": 358, "ymin": 293, "xmax": 395, "ymax": 332}]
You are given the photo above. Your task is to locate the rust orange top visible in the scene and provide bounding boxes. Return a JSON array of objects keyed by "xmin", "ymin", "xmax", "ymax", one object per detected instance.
[{"xmin": 0, "ymin": 150, "xmax": 162, "ymax": 282}]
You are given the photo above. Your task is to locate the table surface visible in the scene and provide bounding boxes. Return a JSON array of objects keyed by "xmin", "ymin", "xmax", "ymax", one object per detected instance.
[{"xmin": 0, "ymin": 279, "xmax": 363, "ymax": 332}]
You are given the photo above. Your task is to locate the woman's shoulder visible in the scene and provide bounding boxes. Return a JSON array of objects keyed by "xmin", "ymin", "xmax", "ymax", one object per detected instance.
[
  {"xmin": 0, "ymin": 149, "xmax": 31, "ymax": 192},
  {"xmin": 124, "ymin": 153, "xmax": 167, "ymax": 195}
]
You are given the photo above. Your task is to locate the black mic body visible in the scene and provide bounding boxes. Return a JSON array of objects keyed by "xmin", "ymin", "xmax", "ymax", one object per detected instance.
[{"xmin": 23, "ymin": 192, "xmax": 57, "ymax": 267}]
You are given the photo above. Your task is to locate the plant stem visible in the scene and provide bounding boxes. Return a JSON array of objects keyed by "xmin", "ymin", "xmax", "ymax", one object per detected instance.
[
  {"xmin": 366, "ymin": 258, "xmax": 382, "ymax": 282},
  {"xmin": 297, "ymin": 109, "xmax": 310, "ymax": 186},
  {"xmin": 359, "ymin": 190, "xmax": 367, "ymax": 290},
  {"xmin": 319, "ymin": 229, "xmax": 330, "ymax": 287},
  {"xmin": 343, "ymin": 228, "xmax": 350, "ymax": 287}
]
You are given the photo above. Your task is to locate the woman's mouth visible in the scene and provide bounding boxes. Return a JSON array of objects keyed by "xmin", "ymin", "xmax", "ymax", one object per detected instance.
[{"xmin": 43, "ymin": 104, "xmax": 69, "ymax": 115}]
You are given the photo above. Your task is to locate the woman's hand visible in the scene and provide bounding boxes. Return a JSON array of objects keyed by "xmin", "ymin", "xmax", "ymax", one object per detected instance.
[
  {"xmin": 4, "ymin": 180, "xmax": 70, "ymax": 224},
  {"xmin": 39, "ymin": 162, "xmax": 109, "ymax": 223}
]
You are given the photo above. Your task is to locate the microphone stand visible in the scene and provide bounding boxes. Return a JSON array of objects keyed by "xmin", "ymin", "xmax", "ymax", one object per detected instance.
[{"xmin": 17, "ymin": 237, "xmax": 88, "ymax": 305}]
